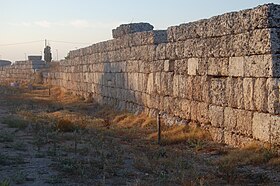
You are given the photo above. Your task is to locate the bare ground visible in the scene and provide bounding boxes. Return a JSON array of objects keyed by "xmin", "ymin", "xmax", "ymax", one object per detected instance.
[{"xmin": 0, "ymin": 85, "xmax": 279, "ymax": 186}]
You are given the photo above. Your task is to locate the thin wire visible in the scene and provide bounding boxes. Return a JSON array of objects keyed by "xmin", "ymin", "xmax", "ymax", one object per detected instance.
[
  {"xmin": 49, "ymin": 40, "xmax": 91, "ymax": 45},
  {"xmin": 0, "ymin": 40, "xmax": 44, "ymax": 47}
]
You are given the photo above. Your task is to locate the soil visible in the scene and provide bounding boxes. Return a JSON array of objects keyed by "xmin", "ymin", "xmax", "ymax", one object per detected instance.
[{"xmin": 0, "ymin": 85, "xmax": 279, "ymax": 186}]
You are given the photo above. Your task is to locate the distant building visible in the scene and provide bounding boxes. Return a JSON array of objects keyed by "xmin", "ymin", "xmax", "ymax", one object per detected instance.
[
  {"xmin": 0, "ymin": 60, "xmax": 12, "ymax": 67},
  {"xmin": 28, "ymin": 56, "xmax": 42, "ymax": 61}
]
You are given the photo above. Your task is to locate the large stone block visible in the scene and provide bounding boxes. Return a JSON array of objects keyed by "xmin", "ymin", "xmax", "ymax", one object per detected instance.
[
  {"xmin": 224, "ymin": 107, "xmax": 237, "ymax": 132},
  {"xmin": 271, "ymin": 115, "xmax": 280, "ymax": 145},
  {"xmin": 207, "ymin": 57, "xmax": 229, "ymax": 76},
  {"xmin": 155, "ymin": 44, "xmax": 166, "ymax": 60},
  {"xmin": 229, "ymin": 57, "xmax": 244, "ymax": 77},
  {"xmin": 210, "ymin": 78, "xmax": 227, "ymax": 106},
  {"xmin": 254, "ymin": 78, "xmax": 268, "ymax": 112},
  {"xmin": 164, "ymin": 60, "xmax": 175, "ymax": 72},
  {"xmin": 173, "ymin": 74, "xmax": 180, "ymax": 97},
  {"xmin": 243, "ymin": 78, "xmax": 255, "ymax": 111},
  {"xmin": 209, "ymin": 105, "xmax": 224, "ymax": 128},
  {"xmin": 249, "ymin": 28, "xmax": 271, "ymax": 55},
  {"xmin": 252, "ymin": 112, "xmax": 271, "ymax": 142},
  {"xmin": 181, "ymin": 99, "xmax": 191, "ymax": 120},
  {"xmin": 272, "ymin": 54, "xmax": 280, "ymax": 77},
  {"xmin": 236, "ymin": 110, "xmax": 253, "ymax": 136},
  {"xmin": 266, "ymin": 78, "xmax": 280, "ymax": 114},
  {"xmin": 160, "ymin": 72, "xmax": 174, "ymax": 96},
  {"xmin": 174, "ymin": 59, "xmax": 188, "ymax": 75},
  {"xmin": 226, "ymin": 77, "xmax": 244, "ymax": 109},
  {"xmin": 208, "ymin": 127, "xmax": 224, "ymax": 143},
  {"xmin": 244, "ymin": 55, "xmax": 273, "ymax": 77},
  {"xmin": 196, "ymin": 102, "xmax": 209, "ymax": 124},
  {"xmin": 112, "ymin": 23, "xmax": 154, "ymax": 39},
  {"xmin": 188, "ymin": 58, "xmax": 199, "ymax": 75}
]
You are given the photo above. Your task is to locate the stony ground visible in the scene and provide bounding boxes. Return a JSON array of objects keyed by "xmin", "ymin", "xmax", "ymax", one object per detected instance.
[{"xmin": 0, "ymin": 85, "xmax": 279, "ymax": 186}]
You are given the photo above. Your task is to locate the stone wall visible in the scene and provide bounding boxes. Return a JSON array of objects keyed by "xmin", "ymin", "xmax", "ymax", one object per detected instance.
[
  {"xmin": 2, "ymin": 4, "xmax": 280, "ymax": 147},
  {"xmin": 0, "ymin": 60, "xmax": 46, "ymax": 83}
]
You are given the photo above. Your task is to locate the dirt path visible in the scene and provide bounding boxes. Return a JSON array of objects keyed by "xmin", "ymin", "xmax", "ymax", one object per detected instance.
[{"xmin": 0, "ymin": 86, "xmax": 279, "ymax": 185}]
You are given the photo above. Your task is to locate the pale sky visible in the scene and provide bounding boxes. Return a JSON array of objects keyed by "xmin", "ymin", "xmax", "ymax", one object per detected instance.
[{"xmin": 0, "ymin": 0, "xmax": 279, "ymax": 62}]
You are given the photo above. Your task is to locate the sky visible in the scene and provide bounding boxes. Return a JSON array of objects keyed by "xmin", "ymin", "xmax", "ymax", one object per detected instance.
[{"xmin": 0, "ymin": 0, "xmax": 279, "ymax": 62}]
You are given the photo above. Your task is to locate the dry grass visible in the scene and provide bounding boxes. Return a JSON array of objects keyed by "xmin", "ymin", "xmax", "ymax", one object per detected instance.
[
  {"xmin": 218, "ymin": 142, "xmax": 279, "ymax": 174},
  {"xmin": 148, "ymin": 125, "xmax": 211, "ymax": 146}
]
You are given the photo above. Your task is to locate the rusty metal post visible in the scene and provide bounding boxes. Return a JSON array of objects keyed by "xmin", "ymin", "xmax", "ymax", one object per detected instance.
[{"xmin": 157, "ymin": 112, "xmax": 161, "ymax": 145}]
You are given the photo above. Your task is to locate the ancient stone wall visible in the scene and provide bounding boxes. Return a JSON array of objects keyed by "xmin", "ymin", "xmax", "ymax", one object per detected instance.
[
  {"xmin": 0, "ymin": 60, "xmax": 46, "ymax": 83},
  {"xmin": 2, "ymin": 4, "xmax": 280, "ymax": 147}
]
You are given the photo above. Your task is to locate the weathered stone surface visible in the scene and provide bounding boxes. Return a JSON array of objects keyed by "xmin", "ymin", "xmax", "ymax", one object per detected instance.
[
  {"xmin": 271, "ymin": 115, "xmax": 280, "ymax": 145},
  {"xmin": 224, "ymin": 107, "xmax": 237, "ymax": 132},
  {"xmin": 229, "ymin": 57, "xmax": 244, "ymax": 77},
  {"xmin": 226, "ymin": 77, "xmax": 244, "ymax": 109},
  {"xmin": 236, "ymin": 110, "xmax": 253, "ymax": 136},
  {"xmin": 209, "ymin": 105, "xmax": 224, "ymax": 127},
  {"xmin": 266, "ymin": 78, "xmax": 280, "ymax": 114},
  {"xmin": 252, "ymin": 112, "xmax": 271, "ymax": 142},
  {"xmin": 188, "ymin": 58, "xmax": 198, "ymax": 75},
  {"xmin": 243, "ymin": 78, "xmax": 255, "ymax": 111},
  {"xmin": 112, "ymin": 23, "xmax": 154, "ymax": 39},
  {"xmin": 210, "ymin": 78, "xmax": 227, "ymax": 106},
  {"xmin": 208, "ymin": 127, "xmax": 224, "ymax": 143},
  {"xmin": 254, "ymin": 78, "xmax": 268, "ymax": 112},
  {"xmin": 207, "ymin": 58, "xmax": 229, "ymax": 76},
  {"xmin": 3, "ymin": 4, "xmax": 280, "ymax": 147}
]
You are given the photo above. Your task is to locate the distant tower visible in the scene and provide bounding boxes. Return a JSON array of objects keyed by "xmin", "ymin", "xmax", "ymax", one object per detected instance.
[{"xmin": 44, "ymin": 45, "xmax": 52, "ymax": 63}]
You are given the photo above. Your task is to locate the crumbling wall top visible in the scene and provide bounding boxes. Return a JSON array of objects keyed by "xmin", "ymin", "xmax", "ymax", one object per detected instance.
[{"xmin": 112, "ymin": 22, "xmax": 154, "ymax": 39}]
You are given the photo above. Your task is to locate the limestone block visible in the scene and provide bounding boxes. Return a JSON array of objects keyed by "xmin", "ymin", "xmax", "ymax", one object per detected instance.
[
  {"xmin": 224, "ymin": 107, "xmax": 237, "ymax": 132},
  {"xmin": 146, "ymin": 73, "xmax": 154, "ymax": 94},
  {"xmin": 165, "ymin": 43, "xmax": 177, "ymax": 60},
  {"xmin": 209, "ymin": 105, "xmax": 224, "ymax": 128},
  {"xmin": 154, "ymin": 72, "xmax": 161, "ymax": 94},
  {"xmin": 209, "ymin": 127, "xmax": 224, "ymax": 143},
  {"xmin": 160, "ymin": 72, "xmax": 174, "ymax": 96},
  {"xmin": 175, "ymin": 41, "xmax": 184, "ymax": 59},
  {"xmin": 207, "ymin": 58, "xmax": 229, "ymax": 76},
  {"xmin": 126, "ymin": 60, "xmax": 139, "ymax": 73},
  {"xmin": 190, "ymin": 101, "xmax": 198, "ymax": 121},
  {"xmin": 249, "ymin": 29, "xmax": 271, "ymax": 55},
  {"xmin": 252, "ymin": 112, "xmax": 271, "ymax": 142},
  {"xmin": 266, "ymin": 78, "xmax": 280, "ymax": 114},
  {"xmin": 226, "ymin": 77, "xmax": 244, "ymax": 109},
  {"xmin": 197, "ymin": 58, "xmax": 207, "ymax": 75},
  {"xmin": 151, "ymin": 60, "xmax": 164, "ymax": 72},
  {"xmin": 163, "ymin": 96, "xmax": 173, "ymax": 113},
  {"xmin": 112, "ymin": 23, "xmax": 154, "ymax": 39},
  {"xmin": 229, "ymin": 57, "xmax": 244, "ymax": 77},
  {"xmin": 155, "ymin": 44, "xmax": 166, "ymax": 60},
  {"xmin": 178, "ymin": 75, "xmax": 188, "ymax": 100},
  {"xmin": 243, "ymin": 78, "xmax": 255, "ymax": 111},
  {"xmin": 188, "ymin": 58, "xmax": 198, "ymax": 75},
  {"xmin": 181, "ymin": 99, "xmax": 191, "ymax": 120},
  {"xmin": 174, "ymin": 59, "xmax": 188, "ymax": 75},
  {"xmin": 139, "ymin": 61, "xmax": 150, "ymax": 73},
  {"xmin": 192, "ymin": 76, "xmax": 203, "ymax": 102},
  {"xmin": 244, "ymin": 55, "xmax": 273, "ymax": 77},
  {"xmin": 116, "ymin": 73, "xmax": 125, "ymax": 88},
  {"xmin": 272, "ymin": 55, "xmax": 280, "ymax": 77},
  {"xmin": 236, "ymin": 109, "xmax": 253, "ymax": 136},
  {"xmin": 197, "ymin": 102, "xmax": 209, "ymax": 124},
  {"xmin": 271, "ymin": 115, "xmax": 280, "ymax": 145},
  {"xmin": 184, "ymin": 39, "xmax": 195, "ymax": 58},
  {"xmin": 202, "ymin": 76, "xmax": 210, "ymax": 103},
  {"xmin": 210, "ymin": 78, "xmax": 227, "ymax": 106},
  {"xmin": 227, "ymin": 33, "xmax": 249, "ymax": 57},
  {"xmin": 173, "ymin": 74, "xmax": 180, "ymax": 97},
  {"xmin": 164, "ymin": 60, "xmax": 174, "ymax": 72},
  {"xmin": 254, "ymin": 78, "xmax": 268, "ymax": 112}
]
